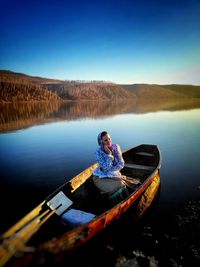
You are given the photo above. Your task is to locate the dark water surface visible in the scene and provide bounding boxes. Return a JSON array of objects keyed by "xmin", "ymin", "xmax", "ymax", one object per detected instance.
[{"xmin": 0, "ymin": 100, "xmax": 200, "ymax": 265}]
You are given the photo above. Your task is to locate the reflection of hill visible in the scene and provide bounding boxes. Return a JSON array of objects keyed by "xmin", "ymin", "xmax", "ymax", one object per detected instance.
[
  {"xmin": 0, "ymin": 102, "xmax": 61, "ymax": 132},
  {"xmin": 133, "ymin": 98, "xmax": 200, "ymax": 113},
  {"xmin": 40, "ymin": 99, "xmax": 200, "ymax": 121},
  {"xmin": 1, "ymin": 99, "xmax": 200, "ymax": 132},
  {"xmin": 49, "ymin": 100, "xmax": 137, "ymax": 120}
]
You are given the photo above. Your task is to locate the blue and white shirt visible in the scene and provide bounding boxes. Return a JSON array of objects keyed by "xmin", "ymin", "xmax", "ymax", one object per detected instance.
[{"xmin": 93, "ymin": 144, "xmax": 124, "ymax": 178}]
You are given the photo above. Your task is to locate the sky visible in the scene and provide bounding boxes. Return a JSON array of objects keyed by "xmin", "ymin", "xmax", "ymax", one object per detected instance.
[{"xmin": 0, "ymin": 0, "xmax": 200, "ymax": 84}]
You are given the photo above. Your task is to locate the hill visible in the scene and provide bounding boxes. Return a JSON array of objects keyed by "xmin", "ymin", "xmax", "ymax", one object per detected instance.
[
  {"xmin": 120, "ymin": 84, "xmax": 200, "ymax": 99},
  {"xmin": 163, "ymin": 84, "xmax": 200, "ymax": 98},
  {"xmin": 44, "ymin": 82, "xmax": 134, "ymax": 100},
  {"xmin": 0, "ymin": 70, "xmax": 61, "ymax": 102},
  {"xmin": 1, "ymin": 70, "xmax": 200, "ymax": 102},
  {"xmin": 0, "ymin": 70, "xmax": 62, "ymax": 84},
  {"xmin": 0, "ymin": 70, "xmax": 135, "ymax": 101}
]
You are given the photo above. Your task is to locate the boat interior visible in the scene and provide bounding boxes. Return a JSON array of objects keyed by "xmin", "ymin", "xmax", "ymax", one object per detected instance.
[{"xmin": 28, "ymin": 145, "xmax": 160, "ymax": 247}]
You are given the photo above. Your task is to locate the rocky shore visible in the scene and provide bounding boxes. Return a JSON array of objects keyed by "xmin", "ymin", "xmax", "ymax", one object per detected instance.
[{"xmin": 115, "ymin": 199, "xmax": 200, "ymax": 267}]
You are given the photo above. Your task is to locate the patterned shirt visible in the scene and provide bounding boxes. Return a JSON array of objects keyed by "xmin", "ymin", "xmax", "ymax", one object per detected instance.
[{"xmin": 93, "ymin": 144, "xmax": 124, "ymax": 178}]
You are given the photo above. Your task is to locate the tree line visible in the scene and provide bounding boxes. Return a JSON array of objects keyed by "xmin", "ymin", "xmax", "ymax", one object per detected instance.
[{"xmin": 0, "ymin": 82, "xmax": 60, "ymax": 102}]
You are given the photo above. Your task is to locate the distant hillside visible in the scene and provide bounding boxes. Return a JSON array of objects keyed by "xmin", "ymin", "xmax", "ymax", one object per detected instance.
[
  {"xmin": 0, "ymin": 70, "xmax": 135, "ymax": 101},
  {"xmin": 1, "ymin": 70, "xmax": 200, "ymax": 102},
  {"xmin": 0, "ymin": 70, "xmax": 62, "ymax": 84},
  {"xmin": 121, "ymin": 84, "xmax": 200, "ymax": 99},
  {"xmin": 0, "ymin": 70, "xmax": 61, "ymax": 102},
  {"xmin": 44, "ymin": 82, "xmax": 135, "ymax": 100},
  {"xmin": 0, "ymin": 81, "xmax": 61, "ymax": 102},
  {"xmin": 163, "ymin": 84, "xmax": 200, "ymax": 98}
]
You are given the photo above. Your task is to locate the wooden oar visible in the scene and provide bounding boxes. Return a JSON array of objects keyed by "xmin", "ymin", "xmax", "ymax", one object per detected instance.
[
  {"xmin": 0, "ymin": 208, "xmax": 56, "ymax": 267},
  {"xmin": 121, "ymin": 176, "xmax": 141, "ymax": 188},
  {"xmin": 2, "ymin": 201, "xmax": 45, "ymax": 240},
  {"xmin": 0, "ymin": 190, "xmax": 73, "ymax": 267}
]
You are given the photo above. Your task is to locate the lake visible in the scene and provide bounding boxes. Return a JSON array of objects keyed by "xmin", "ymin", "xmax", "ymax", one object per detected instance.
[{"xmin": 0, "ymin": 99, "xmax": 200, "ymax": 262}]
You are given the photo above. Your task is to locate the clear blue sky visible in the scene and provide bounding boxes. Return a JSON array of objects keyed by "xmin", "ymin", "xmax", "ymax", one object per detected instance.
[{"xmin": 1, "ymin": 0, "xmax": 200, "ymax": 84}]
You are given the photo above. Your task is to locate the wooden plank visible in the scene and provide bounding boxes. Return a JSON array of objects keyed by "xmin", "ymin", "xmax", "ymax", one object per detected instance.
[
  {"xmin": 122, "ymin": 176, "xmax": 141, "ymax": 185},
  {"xmin": 136, "ymin": 152, "xmax": 154, "ymax": 157},
  {"xmin": 124, "ymin": 163, "xmax": 155, "ymax": 170}
]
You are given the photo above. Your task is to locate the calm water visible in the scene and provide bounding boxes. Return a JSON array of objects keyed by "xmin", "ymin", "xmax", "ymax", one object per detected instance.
[{"xmin": 0, "ymin": 100, "xmax": 200, "ymax": 237}]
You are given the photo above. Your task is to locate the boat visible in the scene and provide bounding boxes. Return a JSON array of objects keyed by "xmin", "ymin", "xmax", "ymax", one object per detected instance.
[{"xmin": 0, "ymin": 144, "xmax": 161, "ymax": 267}]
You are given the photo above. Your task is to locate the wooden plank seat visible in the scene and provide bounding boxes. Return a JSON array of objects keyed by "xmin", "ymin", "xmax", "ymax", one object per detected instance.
[
  {"xmin": 136, "ymin": 152, "xmax": 155, "ymax": 157},
  {"xmin": 124, "ymin": 163, "xmax": 155, "ymax": 170}
]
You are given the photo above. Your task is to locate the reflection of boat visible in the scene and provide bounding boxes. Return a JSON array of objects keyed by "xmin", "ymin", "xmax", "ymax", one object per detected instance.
[
  {"xmin": 0, "ymin": 144, "xmax": 161, "ymax": 266},
  {"xmin": 134, "ymin": 172, "xmax": 160, "ymax": 220}
]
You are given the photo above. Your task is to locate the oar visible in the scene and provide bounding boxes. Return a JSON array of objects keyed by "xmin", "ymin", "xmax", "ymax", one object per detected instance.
[
  {"xmin": 0, "ymin": 190, "xmax": 73, "ymax": 267},
  {"xmin": 121, "ymin": 176, "xmax": 141, "ymax": 189},
  {"xmin": 2, "ymin": 201, "xmax": 45, "ymax": 240},
  {"xmin": 0, "ymin": 207, "xmax": 57, "ymax": 267}
]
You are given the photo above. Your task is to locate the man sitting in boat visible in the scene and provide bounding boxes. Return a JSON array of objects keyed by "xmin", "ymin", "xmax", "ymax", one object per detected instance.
[{"xmin": 93, "ymin": 131, "xmax": 128, "ymax": 199}]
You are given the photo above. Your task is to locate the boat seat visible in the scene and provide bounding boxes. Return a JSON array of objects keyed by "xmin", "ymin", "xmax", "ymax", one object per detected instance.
[
  {"xmin": 124, "ymin": 163, "xmax": 155, "ymax": 170},
  {"xmin": 136, "ymin": 152, "xmax": 154, "ymax": 157},
  {"xmin": 61, "ymin": 208, "xmax": 96, "ymax": 227}
]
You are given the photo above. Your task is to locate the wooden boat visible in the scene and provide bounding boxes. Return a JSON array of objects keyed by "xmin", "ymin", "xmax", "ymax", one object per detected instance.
[{"xmin": 0, "ymin": 144, "xmax": 161, "ymax": 267}]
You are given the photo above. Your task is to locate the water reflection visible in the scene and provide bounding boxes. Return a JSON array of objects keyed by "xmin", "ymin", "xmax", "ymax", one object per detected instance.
[
  {"xmin": 133, "ymin": 172, "xmax": 160, "ymax": 221},
  {"xmin": 0, "ymin": 102, "xmax": 60, "ymax": 133},
  {"xmin": 0, "ymin": 98, "xmax": 200, "ymax": 132}
]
